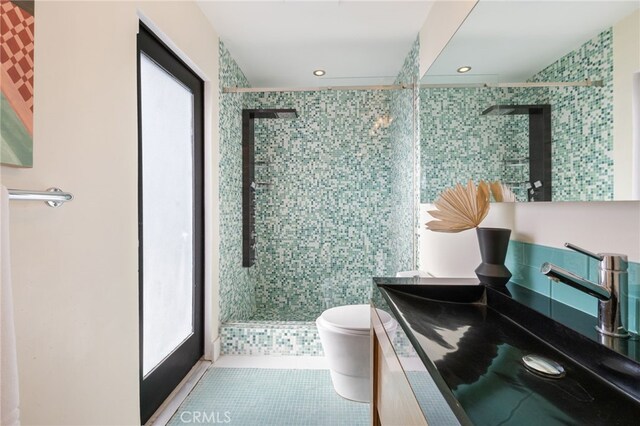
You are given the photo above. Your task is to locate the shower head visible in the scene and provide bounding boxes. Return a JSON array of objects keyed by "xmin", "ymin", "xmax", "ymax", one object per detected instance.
[
  {"xmin": 274, "ymin": 110, "xmax": 298, "ymax": 119},
  {"xmin": 248, "ymin": 109, "xmax": 298, "ymax": 119},
  {"xmin": 482, "ymin": 105, "xmax": 516, "ymax": 116}
]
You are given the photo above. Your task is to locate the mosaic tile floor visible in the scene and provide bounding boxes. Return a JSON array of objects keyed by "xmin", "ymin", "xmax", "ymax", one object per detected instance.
[{"xmin": 168, "ymin": 367, "xmax": 369, "ymax": 426}]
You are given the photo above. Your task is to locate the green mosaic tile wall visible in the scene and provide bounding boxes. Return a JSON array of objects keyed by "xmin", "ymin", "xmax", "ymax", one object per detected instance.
[
  {"xmin": 247, "ymin": 90, "xmax": 392, "ymax": 316},
  {"xmin": 388, "ymin": 37, "xmax": 420, "ymax": 273},
  {"xmin": 219, "ymin": 42, "xmax": 256, "ymax": 322},
  {"xmin": 420, "ymin": 87, "xmax": 525, "ymax": 202},
  {"xmin": 509, "ymin": 28, "xmax": 614, "ymax": 201},
  {"xmin": 506, "ymin": 240, "xmax": 640, "ymax": 333},
  {"xmin": 420, "ymin": 28, "xmax": 613, "ymax": 202},
  {"xmin": 219, "ymin": 42, "xmax": 419, "ymax": 323}
]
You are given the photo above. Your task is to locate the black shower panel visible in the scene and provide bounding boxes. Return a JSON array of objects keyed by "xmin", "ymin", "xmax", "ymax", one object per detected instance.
[
  {"xmin": 242, "ymin": 109, "xmax": 298, "ymax": 267},
  {"xmin": 482, "ymin": 104, "xmax": 552, "ymax": 201}
]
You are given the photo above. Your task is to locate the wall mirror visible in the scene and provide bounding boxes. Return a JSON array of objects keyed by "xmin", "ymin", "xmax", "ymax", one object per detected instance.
[{"xmin": 419, "ymin": 0, "xmax": 640, "ymax": 203}]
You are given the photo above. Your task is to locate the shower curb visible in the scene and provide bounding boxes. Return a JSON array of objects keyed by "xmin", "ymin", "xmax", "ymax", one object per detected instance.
[{"xmin": 220, "ymin": 321, "xmax": 325, "ymax": 356}]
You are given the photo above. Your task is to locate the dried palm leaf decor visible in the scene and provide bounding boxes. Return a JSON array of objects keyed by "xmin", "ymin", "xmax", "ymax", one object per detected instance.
[
  {"xmin": 426, "ymin": 180, "xmax": 513, "ymax": 287},
  {"xmin": 490, "ymin": 181, "xmax": 504, "ymax": 202},
  {"xmin": 426, "ymin": 180, "xmax": 490, "ymax": 233},
  {"xmin": 489, "ymin": 181, "xmax": 517, "ymax": 203}
]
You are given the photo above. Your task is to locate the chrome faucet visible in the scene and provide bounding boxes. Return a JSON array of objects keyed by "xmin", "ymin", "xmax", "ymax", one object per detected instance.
[{"xmin": 540, "ymin": 243, "xmax": 629, "ymax": 338}]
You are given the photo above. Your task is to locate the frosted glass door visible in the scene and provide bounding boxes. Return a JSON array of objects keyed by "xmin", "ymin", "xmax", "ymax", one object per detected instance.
[
  {"xmin": 140, "ymin": 53, "xmax": 195, "ymax": 376},
  {"xmin": 138, "ymin": 25, "xmax": 203, "ymax": 424}
]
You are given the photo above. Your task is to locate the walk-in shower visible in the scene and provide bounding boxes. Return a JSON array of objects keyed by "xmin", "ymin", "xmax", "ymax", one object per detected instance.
[
  {"xmin": 217, "ymin": 39, "xmax": 420, "ymax": 355},
  {"xmin": 238, "ymin": 90, "xmax": 407, "ymax": 323},
  {"xmin": 219, "ymin": 87, "xmax": 417, "ymax": 356}
]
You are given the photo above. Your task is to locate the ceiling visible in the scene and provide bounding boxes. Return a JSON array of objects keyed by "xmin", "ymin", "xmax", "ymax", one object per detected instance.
[
  {"xmin": 423, "ymin": 0, "xmax": 640, "ymax": 84},
  {"xmin": 197, "ymin": 1, "xmax": 434, "ymax": 88}
]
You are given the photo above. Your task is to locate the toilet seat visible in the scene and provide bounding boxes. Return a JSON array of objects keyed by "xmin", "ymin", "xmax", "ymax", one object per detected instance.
[
  {"xmin": 318, "ymin": 304, "xmax": 395, "ymax": 335},
  {"xmin": 316, "ymin": 304, "xmax": 398, "ymax": 402}
]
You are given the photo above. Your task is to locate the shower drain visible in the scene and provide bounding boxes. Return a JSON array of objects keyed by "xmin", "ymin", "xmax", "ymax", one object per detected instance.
[{"xmin": 522, "ymin": 354, "xmax": 566, "ymax": 379}]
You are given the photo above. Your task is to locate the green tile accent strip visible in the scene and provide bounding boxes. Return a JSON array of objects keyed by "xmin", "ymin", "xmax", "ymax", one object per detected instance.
[
  {"xmin": 168, "ymin": 368, "xmax": 370, "ymax": 425},
  {"xmin": 506, "ymin": 240, "xmax": 640, "ymax": 333}
]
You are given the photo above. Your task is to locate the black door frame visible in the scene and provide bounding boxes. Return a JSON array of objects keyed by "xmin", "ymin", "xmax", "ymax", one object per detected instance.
[{"xmin": 137, "ymin": 23, "xmax": 205, "ymax": 424}]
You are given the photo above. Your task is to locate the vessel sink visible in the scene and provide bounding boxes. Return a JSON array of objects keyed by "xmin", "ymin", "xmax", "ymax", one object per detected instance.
[{"xmin": 373, "ymin": 278, "xmax": 640, "ymax": 425}]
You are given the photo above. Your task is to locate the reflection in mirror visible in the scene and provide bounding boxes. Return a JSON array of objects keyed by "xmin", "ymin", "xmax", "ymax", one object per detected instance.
[{"xmin": 419, "ymin": 1, "xmax": 640, "ymax": 202}]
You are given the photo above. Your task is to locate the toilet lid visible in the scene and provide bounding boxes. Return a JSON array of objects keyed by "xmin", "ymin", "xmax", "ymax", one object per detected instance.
[{"xmin": 320, "ymin": 304, "xmax": 394, "ymax": 331}]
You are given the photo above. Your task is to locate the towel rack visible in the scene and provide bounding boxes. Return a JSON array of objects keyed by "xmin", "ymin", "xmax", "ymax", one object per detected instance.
[{"xmin": 8, "ymin": 187, "xmax": 74, "ymax": 207}]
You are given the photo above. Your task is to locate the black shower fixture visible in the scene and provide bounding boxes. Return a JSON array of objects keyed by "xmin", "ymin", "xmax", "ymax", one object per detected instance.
[
  {"xmin": 242, "ymin": 109, "xmax": 298, "ymax": 267},
  {"xmin": 482, "ymin": 104, "xmax": 551, "ymax": 202}
]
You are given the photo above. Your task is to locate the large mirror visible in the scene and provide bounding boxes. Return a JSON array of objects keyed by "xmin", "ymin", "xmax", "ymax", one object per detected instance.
[{"xmin": 419, "ymin": 0, "xmax": 640, "ymax": 202}]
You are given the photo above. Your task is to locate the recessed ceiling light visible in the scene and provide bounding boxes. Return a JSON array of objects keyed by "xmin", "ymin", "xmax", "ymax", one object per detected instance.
[
  {"xmin": 457, "ymin": 66, "xmax": 472, "ymax": 73},
  {"xmin": 313, "ymin": 69, "xmax": 326, "ymax": 77}
]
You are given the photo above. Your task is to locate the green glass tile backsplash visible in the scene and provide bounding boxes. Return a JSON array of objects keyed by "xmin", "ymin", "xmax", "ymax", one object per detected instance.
[{"xmin": 506, "ymin": 240, "xmax": 640, "ymax": 333}]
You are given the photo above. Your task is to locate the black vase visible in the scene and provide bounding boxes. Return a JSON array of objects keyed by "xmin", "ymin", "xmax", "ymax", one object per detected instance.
[{"xmin": 475, "ymin": 227, "xmax": 512, "ymax": 287}]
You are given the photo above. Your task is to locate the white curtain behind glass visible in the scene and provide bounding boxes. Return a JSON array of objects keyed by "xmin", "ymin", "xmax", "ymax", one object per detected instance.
[
  {"xmin": 632, "ymin": 71, "xmax": 639, "ymax": 200},
  {"xmin": 140, "ymin": 53, "xmax": 194, "ymax": 376}
]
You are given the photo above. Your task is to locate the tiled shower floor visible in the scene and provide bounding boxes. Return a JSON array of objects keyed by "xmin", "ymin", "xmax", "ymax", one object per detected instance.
[
  {"xmin": 167, "ymin": 367, "xmax": 369, "ymax": 426},
  {"xmin": 248, "ymin": 306, "xmax": 322, "ymax": 322}
]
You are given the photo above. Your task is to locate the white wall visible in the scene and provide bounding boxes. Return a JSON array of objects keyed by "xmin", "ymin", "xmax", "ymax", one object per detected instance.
[
  {"xmin": 418, "ymin": 0, "xmax": 477, "ymax": 78},
  {"xmin": 613, "ymin": 9, "xmax": 640, "ymax": 200},
  {"xmin": 0, "ymin": 1, "xmax": 220, "ymax": 424},
  {"xmin": 512, "ymin": 201, "xmax": 640, "ymax": 263},
  {"xmin": 420, "ymin": 200, "xmax": 640, "ymax": 275},
  {"xmin": 419, "ymin": 203, "xmax": 515, "ymax": 277}
]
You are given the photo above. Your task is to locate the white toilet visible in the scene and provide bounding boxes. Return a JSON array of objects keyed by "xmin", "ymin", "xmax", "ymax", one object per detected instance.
[{"xmin": 316, "ymin": 304, "xmax": 397, "ymax": 402}]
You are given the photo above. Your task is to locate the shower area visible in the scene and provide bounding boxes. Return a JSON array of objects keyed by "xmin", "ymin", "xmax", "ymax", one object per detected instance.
[
  {"xmin": 218, "ymin": 41, "xmax": 420, "ymax": 355},
  {"xmin": 420, "ymin": 83, "xmax": 612, "ymax": 204}
]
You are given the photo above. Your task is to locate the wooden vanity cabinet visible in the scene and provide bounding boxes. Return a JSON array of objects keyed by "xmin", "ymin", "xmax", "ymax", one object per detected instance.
[{"xmin": 371, "ymin": 306, "xmax": 428, "ymax": 426}]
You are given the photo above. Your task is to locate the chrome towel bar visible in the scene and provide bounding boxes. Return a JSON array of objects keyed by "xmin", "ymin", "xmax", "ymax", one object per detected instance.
[{"xmin": 8, "ymin": 187, "xmax": 74, "ymax": 207}]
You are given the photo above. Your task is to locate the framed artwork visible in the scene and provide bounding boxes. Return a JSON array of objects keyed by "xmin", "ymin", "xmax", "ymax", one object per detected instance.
[{"xmin": 1, "ymin": 0, "xmax": 34, "ymax": 167}]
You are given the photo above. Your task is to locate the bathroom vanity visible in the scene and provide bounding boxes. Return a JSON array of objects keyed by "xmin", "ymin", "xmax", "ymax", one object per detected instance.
[
  {"xmin": 370, "ymin": 278, "xmax": 640, "ymax": 425},
  {"xmin": 371, "ymin": 304, "xmax": 428, "ymax": 426}
]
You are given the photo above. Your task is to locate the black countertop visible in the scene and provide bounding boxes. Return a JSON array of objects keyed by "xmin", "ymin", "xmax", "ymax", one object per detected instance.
[{"xmin": 371, "ymin": 278, "xmax": 640, "ymax": 426}]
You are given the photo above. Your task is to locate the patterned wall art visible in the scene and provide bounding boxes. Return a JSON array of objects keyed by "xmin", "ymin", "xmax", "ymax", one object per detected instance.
[{"xmin": 1, "ymin": 0, "xmax": 34, "ymax": 167}]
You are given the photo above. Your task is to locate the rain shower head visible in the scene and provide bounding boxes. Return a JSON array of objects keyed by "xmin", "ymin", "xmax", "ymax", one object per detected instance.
[
  {"xmin": 481, "ymin": 105, "xmax": 546, "ymax": 116},
  {"xmin": 482, "ymin": 105, "xmax": 516, "ymax": 116},
  {"xmin": 249, "ymin": 109, "xmax": 298, "ymax": 119},
  {"xmin": 274, "ymin": 110, "xmax": 298, "ymax": 119}
]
